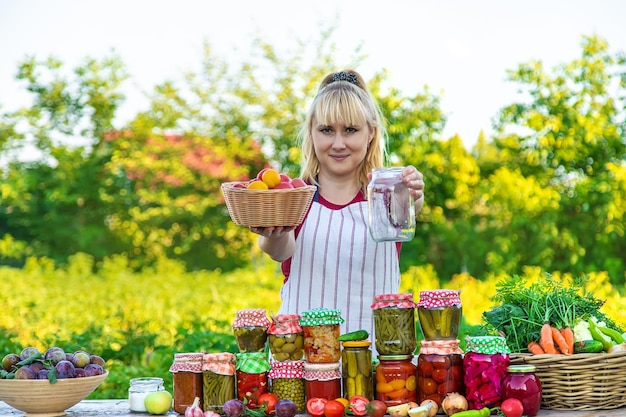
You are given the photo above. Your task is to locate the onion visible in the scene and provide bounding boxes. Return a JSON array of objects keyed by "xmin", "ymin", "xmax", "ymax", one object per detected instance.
[
  {"xmin": 419, "ymin": 400, "xmax": 438, "ymax": 417},
  {"xmin": 608, "ymin": 342, "xmax": 626, "ymax": 353},
  {"xmin": 441, "ymin": 392, "xmax": 468, "ymax": 416}
]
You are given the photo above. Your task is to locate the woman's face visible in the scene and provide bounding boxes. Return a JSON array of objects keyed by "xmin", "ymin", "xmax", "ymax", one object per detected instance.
[{"xmin": 311, "ymin": 117, "xmax": 373, "ymax": 178}]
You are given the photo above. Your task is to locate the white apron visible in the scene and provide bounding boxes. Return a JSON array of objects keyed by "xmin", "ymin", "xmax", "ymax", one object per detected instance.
[{"xmin": 278, "ymin": 200, "xmax": 401, "ymax": 338}]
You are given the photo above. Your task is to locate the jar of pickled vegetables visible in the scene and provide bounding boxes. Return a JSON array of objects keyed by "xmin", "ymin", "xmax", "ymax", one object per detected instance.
[
  {"xmin": 232, "ymin": 309, "xmax": 271, "ymax": 352},
  {"xmin": 235, "ymin": 351, "xmax": 271, "ymax": 408},
  {"xmin": 417, "ymin": 289, "xmax": 462, "ymax": 340},
  {"xmin": 375, "ymin": 355, "xmax": 417, "ymax": 406},
  {"xmin": 371, "ymin": 293, "xmax": 417, "ymax": 355},
  {"xmin": 267, "ymin": 313, "xmax": 304, "ymax": 362},
  {"xmin": 502, "ymin": 365, "xmax": 542, "ymax": 416},
  {"xmin": 463, "ymin": 336, "xmax": 510, "ymax": 410},
  {"xmin": 202, "ymin": 352, "xmax": 236, "ymax": 413},
  {"xmin": 300, "ymin": 308, "xmax": 344, "ymax": 363},
  {"xmin": 303, "ymin": 362, "xmax": 342, "ymax": 400},
  {"xmin": 268, "ymin": 360, "xmax": 306, "ymax": 412},
  {"xmin": 169, "ymin": 352, "xmax": 204, "ymax": 414},
  {"xmin": 417, "ymin": 340, "xmax": 464, "ymax": 409},
  {"xmin": 342, "ymin": 341, "xmax": 373, "ymax": 400}
]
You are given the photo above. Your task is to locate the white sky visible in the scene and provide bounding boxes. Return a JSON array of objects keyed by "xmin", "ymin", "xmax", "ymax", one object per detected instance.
[{"xmin": 1, "ymin": 0, "xmax": 625, "ymax": 156}]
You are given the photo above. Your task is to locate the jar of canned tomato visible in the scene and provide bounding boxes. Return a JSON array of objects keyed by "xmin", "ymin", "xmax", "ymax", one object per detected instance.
[
  {"xmin": 342, "ymin": 340, "xmax": 373, "ymax": 400},
  {"xmin": 417, "ymin": 289, "xmax": 462, "ymax": 340},
  {"xmin": 300, "ymin": 308, "xmax": 344, "ymax": 363},
  {"xmin": 235, "ymin": 351, "xmax": 271, "ymax": 408},
  {"xmin": 371, "ymin": 293, "xmax": 417, "ymax": 355},
  {"xmin": 232, "ymin": 309, "xmax": 271, "ymax": 352},
  {"xmin": 375, "ymin": 355, "xmax": 417, "ymax": 406},
  {"xmin": 303, "ymin": 362, "xmax": 342, "ymax": 400},
  {"xmin": 169, "ymin": 352, "xmax": 204, "ymax": 414},
  {"xmin": 269, "ymin": 360, "xmax": 306, "ymax": 413},
  {"xmin": 464, "ymin": 336, "xmax": 510, "ymax": 410},
  {"xmin": 267, "ymin": 313, "xmax": 304, "ymax": 362},
  {"xmin": 502, "ymin": 365, "xmax": 542, "ymax": 416},
  {"xmin": 417, "ymin": 339, "xmax": 464, "ymax": 410}
]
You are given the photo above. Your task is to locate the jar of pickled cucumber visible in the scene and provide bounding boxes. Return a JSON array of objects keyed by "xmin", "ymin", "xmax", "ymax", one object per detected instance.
[
  {"xmin": 267, "ymin": 314, "xmax": 304, "ymax": 362},
  {"xmin": 300, "ymin": 308, "xmax": 344, "ymax": 363},
  {"xmin": 417, "ymin": 339, "xmax": 464, "ymax": 409},
  {"xmin": 464, "ymin": 336, "xmax": 510, "ymax": 410},
  {"xmin": 268, "ymin": 360, "xmax": 306, "ymax": 412},
  {"xmin": 202, "ymin": 352, "xmax": 236, "ymax": 413},
  {"xmin": 303, "ymin": 362, "xmax": 342, "ymax": 400},
  {"xmin": 169, "ymin": 352, "xmax": 204, "ymax": 414},
  {"xmin": 232, "ymin": 309, "xmax": 271, "ymax": 352},
  {"xmin": 235, "ymin": 352, "xmax": 271, "ymax": 408},
  {"xmin": 342, "ymin": 341, "xmax": 373, "ymax": 400},
  {"xmin": 371, "ymin": 293, "xmax": 417, "ymax": 355},
  {"xmin": 417, "ymin": 289, "xmax": 462, "ymax": 340},
  {"xmin": 375, "ymin": 355, "xmax": 417, "ymax": 406}
]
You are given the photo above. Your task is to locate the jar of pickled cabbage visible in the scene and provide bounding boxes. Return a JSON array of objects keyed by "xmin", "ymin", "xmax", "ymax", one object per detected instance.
[
  {"xmin": 375, "ymin": 355, "xmax": 417, "ymax": 406},
  {"xmin": 342, "ymin": 341, "xmax": 373, "ymax": 400},
  {"xmin": 232, "ymin": 309, "xmax": 270, "ymax": 352},
  {"xmin": 417, "ymin": 340, "xmax": 464, "ymax": 409},
  {"xmin": 417, "ymin": 289, "xmax": 462, "ymax": 340},
  {"xmin": 202, "ymin": 353, "xmax": 236, "ymax": 413},
  {"xmin": 269, "ymin": 360, "xmax": 306, "ymax": 412},
  {"xmin": 169, "ymin": 352, "xmax": 204, "ymax": 414},
  {"xmin": 502, "ymin": 365, "xmax": 542, "ymax": 416},
  {"xmin": 367, "ymin": 167, "xmax": 415, "ymax": 242},
  {"xmin": 267, "ymin": 313, "xmax": 304, "ymax": 362},
  {"xmin": 463, "ymin": 336, "xmax": 510, "ymax": 410},
  {"xmin": 303, "ymin": 362, "xmax": 342, "ymax": 400},
  {"xmin": 371, "ymin": 293, "xmax": 417, "ymax": 355},
  {"xmin": 300, "ymin": 308, "xmax": 344, "ymax": 363}
]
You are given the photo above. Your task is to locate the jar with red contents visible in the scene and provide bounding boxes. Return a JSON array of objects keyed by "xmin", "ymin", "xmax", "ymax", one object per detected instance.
[
  {"xmin": 374, "ymin": 355, "xmax": 417, "ymax": 406},
  {"xmin": 417, "ymin": 289, "xmax": 462, "ymax": 340},
  {"xmin": 417, "ymin": 339, "xmax": 464, "ymax": 410},
  {"xmin": 371, "ymin": 293, "xmax": 417, "ymax": 356},
  {"xmin": 463, "ymin": 336, "xmax": 510, "ymax": 410},
  {"xmin": 267, "ymin": 313, "xmax": 304, "ymax": 362},
  {"xmin": 169, "ymin": 352, "xmax": 204, "ymax": 414},
  {"xmin": 502, "ymin": 365, "xmax": 542, "ymax": 416},
  {"xmin": 235, "ymin": 351, "xmax": 270, "ymax": 408},
  {"xmin": 300, "ymin": 308, "xmax": 344, "ymax": 363},
  {"xmin": 303, "ymin": 362, "xmax": 342, "ymax": 400},
  {"xmin": 232, "ymin": 309, "xmax": 271, "ymax": 352}
]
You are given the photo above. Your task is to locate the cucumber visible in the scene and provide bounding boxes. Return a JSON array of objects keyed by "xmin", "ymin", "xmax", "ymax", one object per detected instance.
[
  {"xmin": 338, "ymin": 330, "xmax": 369, "ymax": 341},
  {"xmin": 573, "ymin": 339, "xmax": 604, "ymax": 353}
]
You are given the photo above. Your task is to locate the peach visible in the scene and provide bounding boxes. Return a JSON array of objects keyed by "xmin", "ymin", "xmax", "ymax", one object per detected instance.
[
  {"xmin": 261, "ymin": 169, "xmax": 281, "ymax": 188},
  {"xmin": 247, "ymin": 180, "xmax": 269, "ymax": 190}
]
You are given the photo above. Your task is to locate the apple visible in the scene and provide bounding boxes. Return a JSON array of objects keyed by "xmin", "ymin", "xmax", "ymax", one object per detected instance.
[
  {"xmin": 290, "ymin": 178, "xmax": 307, "ymax": 188},
  {"xmin": 144, "ymin": 390, "xmax": 172, "ymax": 415},
  {"xmin": 274, "ymin": 182, "xmax": 294, "ymax": 189},
  {"xmin": 256, "ymin": 167, "xmax": 270, "ymax": 180},
  {"xmin": 232, "ymin": 182, "xmax": 247, "ymax": 189},
  {"xmin": 279, "ymin": 173, "xmax": 291, "ymax": 183}
]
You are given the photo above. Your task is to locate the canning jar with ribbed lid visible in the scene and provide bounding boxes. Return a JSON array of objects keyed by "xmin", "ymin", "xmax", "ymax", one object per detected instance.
[
  {"xmin": 342, "ymin": 340, "xmax": 373, "ymax": 400},
  {"xmin": 502, "ymin": 365, "xmax": 542, "ymax": 416},
  {"xmin": 367, "ymin": 167, "xmax": 415, "ymax": 242}
]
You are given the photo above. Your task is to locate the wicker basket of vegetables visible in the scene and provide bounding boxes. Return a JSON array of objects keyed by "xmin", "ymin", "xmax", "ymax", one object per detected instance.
[{"xmin": 482, "ymin": 274, "xmax": 626, "ymax": 411}]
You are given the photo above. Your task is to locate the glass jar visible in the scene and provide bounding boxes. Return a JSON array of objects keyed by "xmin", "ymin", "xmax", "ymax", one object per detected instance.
[
  {"xmin": 417, "ymin": 290, "xmax": 462, "ymax": 340},
  {"xmin": 502, "ymin": 365, "xmax": 542, "ymax": 416},
  {"xmin": 417, "ymin": 340, "xmax": 464, "ymax": 409},
  {"xmin": 300, "ymin": 308, "xmax": 344, "ymax": 363},
  {"xmin": 170, "ymin": 352, "xmax": 204, "ymax": 414},
  {"xmin": 128, "ymin": 377, "xmax": 165, "ymax": 413},
  {"xmin": 303, "ymin": 362, "xmax": 342, "ymax": 400},
  {"xmin": 371, "ymin": 293, "xmax": 417, "ymax": 355},
  {"xmin": 375, "ymin": 355, "xmax": 417, "ymax": 406},
  {"xmin": 342, "ymin": 341, "xmax": 373, "ymax": 400},
  {"xmin": 235, "ymin": 352, "xmax": 270, "ymax": 408},
  {"xmin": 269, "ymin": 360, "xmax": 306, "ymax": 412},
  {"xmin": 464, "ymin": 336, "xmax": 510, "ymax": 410},
  {"xmin": 267, "ymin": 313, "xmax": 304, "ymax": 362},
  {"xmin": 367, "ymin": 167, "xmax": 415, "ymax": 242},
  {"xmin": 203, "ymin": 353, "xmax": 236, "ymax": 413},
  {"xmin": 232, "ymin": 309, "xmax": 271, "ymax": 352}
]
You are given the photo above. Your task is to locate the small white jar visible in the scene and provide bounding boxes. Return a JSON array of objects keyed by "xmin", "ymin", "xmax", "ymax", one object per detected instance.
[{"xmin": 128, "ymin": 377, "xmax": 165, "ymax": 412}]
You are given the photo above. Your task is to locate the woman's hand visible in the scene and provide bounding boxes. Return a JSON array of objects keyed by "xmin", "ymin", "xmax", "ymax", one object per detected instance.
[
  {"xmin": 249, "ymin": 226, "xmax": 296, "ymax": 238},
  {"xmin": 402, "ymin": 165, "xmax": 425, "ymax": 202}
]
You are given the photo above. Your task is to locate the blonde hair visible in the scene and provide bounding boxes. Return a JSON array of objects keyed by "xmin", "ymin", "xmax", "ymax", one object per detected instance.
[{"xmin": 299, "ymin": 70, "xmax": 388, "ymax": 194}]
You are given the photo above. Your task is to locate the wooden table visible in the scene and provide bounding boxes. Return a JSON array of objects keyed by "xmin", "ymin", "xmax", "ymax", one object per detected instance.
[{"xmin": 1, "ymin": 400, "xmax": 625, "ymax": 417}]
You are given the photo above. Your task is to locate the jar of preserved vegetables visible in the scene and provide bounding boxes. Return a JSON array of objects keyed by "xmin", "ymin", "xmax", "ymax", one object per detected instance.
[
  {"xmin": 417, "ymin": 289, "xmax": 462, "ymax": 340},
  {"xmin": 235, "ymin": 351, "xmax": 271, "ymax": 408},
  {"xmin": 300, "ymin": 308, "xmax": 344, "ymax": 363},
  {"xmin": 417, "ymin": 339, "xmax": 464, "ymax": 409},
  {"xmin": 267, "ymin": 313, "xmax": 304, "ymax": 362},
  {"xmin": 303, "ymin": 362, "xmax": 342, "ymax": 400},
  {"xmin": 169, "ymin": 352, "xmax": 204, "ymax": 414},
  {"xmin": 371, "ymin": 293, "xmax": 417, "ymax": 355},
  {"xmin": 128, "ymin": 377, "xmax": 165, "ymax": 413},
  {"xmin": 269, "ymin": 360, "xmax": 306, "ymax": 412},
  {"xmin": 502, "ymin": 365, "xmax": 542, "ymax": 416},
  {"xmin": 232, "ymin": 309, "xmax": 271, "ymax": 352},
  {"xmin": 464, "ymin": 336, "xmax": 510, "ymax": 410},
  {"xmin": 342, "ymin": 341, "xmax": 373, "ymax": 400},
  {"xmin": 375, "ymin": 355, "xmax": 417, "ymax": 406},
  {"xmin": 202, "ymin": 352, "xmax": 236, "ymax": 413}
]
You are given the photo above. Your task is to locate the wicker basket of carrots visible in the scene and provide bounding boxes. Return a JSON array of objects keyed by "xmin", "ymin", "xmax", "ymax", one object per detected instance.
[{"xmin": 482, "ymin": 274, "xmax": 626, "ymax": 411}]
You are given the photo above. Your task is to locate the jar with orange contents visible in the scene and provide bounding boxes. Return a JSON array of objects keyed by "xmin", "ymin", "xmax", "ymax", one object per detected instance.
[
  {"xmin": 300, "ymin": 308, "xmax": 344, "ymax": 363},
  {"xmin": 417, "ymin": 340, "xmax": 464, "ymax": 410},
  {"xmin": 374, "ymin": 355, "xmax": 417, "ymax": 406}
]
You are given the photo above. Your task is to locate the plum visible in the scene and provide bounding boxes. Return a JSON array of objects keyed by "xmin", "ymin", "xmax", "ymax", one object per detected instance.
[
  {"xmin": 84, "ymin": 363, "xmax": 104, "ymax": 376},
  {"xmin": 37, "ymin": 369, "xmax": 50, "ymax": 380},
  {"xmin": 89, "ymin": 355, "xmax": 106, "ymax": 367},
  {"xmin": 74, "ymin": 367, "xmax": 87, "ymax": 378},
  {"xmin": 72, "ymin": 351, "xmax": 91, "ymax": 368},
  {"xmin": 15, "ymin": 366, "xmax": 36, "ymax": 379},
  {"xmin": 20, "ymin": 347, "xmax": 41, "ymax": 361},
  {"xmin": 44, "ymin": 347, "xmax": 66, "ymax": 365},
  {"xmin": 1, "ymin": 353, "xmax": 20, "ymax": 371},
  {"xmin": 55, "ymin": 360, "xmax": 76, "ymax": 379},
  {"xmin": 275, "ymin": 399, "xmax": 298, "ymax": 417},
  {"xmin": 222, "ymin": 399, "xmax": 245, "ymax": 417}
]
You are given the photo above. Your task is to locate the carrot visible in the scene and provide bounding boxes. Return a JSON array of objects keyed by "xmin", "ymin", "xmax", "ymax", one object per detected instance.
[
  {"xmin": 551, "ymin": 326, "xmax": 570, "ymax": 354},
  {"xmin": 540, "ymin": 322, "xmax": 558, "ymax": 354},
  {"xmin": 528, "ymin": 341, "xmax": 546, "ymax": 355},
  {"xmin": 560, "ymin": 326, "xmax": 575, "ymax": 355}
]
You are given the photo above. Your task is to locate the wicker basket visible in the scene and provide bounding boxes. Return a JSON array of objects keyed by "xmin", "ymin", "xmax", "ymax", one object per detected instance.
[
  {"xmin": 510, "ymin": 352, "xmax": 626, "ymax": 410},
  {"xmin": 221, "ymin": 182, "xmax": 317, "ymax": 227}
]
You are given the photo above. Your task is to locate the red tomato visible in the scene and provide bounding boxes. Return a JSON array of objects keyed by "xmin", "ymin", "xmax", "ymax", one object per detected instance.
[
  {"xmin": 306, "ymin": 398, "xmax": 328, "ymax": 417},
  {"xmin": 500, "ymin": 398, "xmax": 524, "ymax": 417},
  {"xmin": 258, "ymin": 393, "xmax": 279, "ymax": 415},
  {"xmin": 432, "ymin": 368, "xmax": 447, "ymax": 383},
  {"xmin": 366, "ymin": 399, "xmax": 387, "ymax": 417},
  {"xmin": 324, "ymin": 399, "xmax": 346, "ymax": 417},
  {"xmin": 348, "ymin": 396, "xmax": 370, "ymax": 416}
]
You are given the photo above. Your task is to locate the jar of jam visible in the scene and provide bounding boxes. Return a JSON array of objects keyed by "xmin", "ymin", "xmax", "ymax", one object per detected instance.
[
  {"xmin": 267, "ymin": 313, "xmax": 304, "ymax": 362},
  {"xmin": 371, "ymin": 293, "xmax": 417, "ymax": 355},
  {"xmin": 269, "ymin": 360, "xmax": 306, "ymax": 412},
  {"xmin": 303, "ymin": 362, "xmax": 342, "ymax": 400},
  {"xmin": 342, "ymin": 341, "xmax": 373, "ymax": 400},
  {"xmin": 169, "ymin": 352, "xmax": 204, "ymax": 414},
  {"xmin": 202, "ymin": 352, "xmax": 236, "ymax": 413},
  {"xmin": 300, "ymin": 308, "xmax": 344, "ymax": 363},
  {"xmin": 463, "ymin": 336, "xmax": 510, "ymax": 410},
  {"xmin": 128, "ymin": 377, "xmax": 165, "ymax": 413},
  {"xmin": 235, "ymin": 351, "xmax": 270, "ymax": 408},
  {"xmin": 417, "ymin": 289, "xmax": 462, "ymax": 340},
  {"xmin": 502, "ymin": 365, "xmax": 542, "ymax": 416},
  {"xmin": 375, "ymin": 355, "xmax": 417, "ymax": 406},
  {"xmin": 232, "ymin": 309, "xmax": 271, "ymax": 352},
  {"xmin": 417, "ymin": 339, "xmax": 464, "ymax": 409},
  {"xmin": 367, "ymin": 167, "xmax": 416, "ymax": 242}
]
